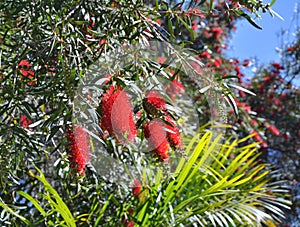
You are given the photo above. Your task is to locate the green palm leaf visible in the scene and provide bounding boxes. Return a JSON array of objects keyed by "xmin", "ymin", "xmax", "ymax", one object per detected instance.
[{"xmin": 133, "ymin": 132, "xmax": 291, "ymax": 226}]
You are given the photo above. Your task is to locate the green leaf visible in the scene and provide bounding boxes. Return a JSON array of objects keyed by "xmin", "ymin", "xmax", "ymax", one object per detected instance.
[
  {"xmin": 236, "ymin": 10, "xmax": 262, "ymax": 30},
  {"xmin": 94, "ymin": 194, "xmax": 113, "ymax": 227},
  {"xmin": 270, "ymin": 0, "xmax": 277, "ymax": 6},
  {"xmin": 209, "ymin": 0, "xmax": 214, "ymax": 11},
  {"xmin": 0, "ymin": 198, "xmax": 30, "ymax": 225},
  {"xmin": 176, "ymin": 15, "xmax": 195, "ymax": 40},
  {"xmin": 29, "ymin": 167, "xmax": 77, "ymax": 227},
  {"xmin": 167, "ymin": 15, "xmax": 175, "ymax": 39},
  {"xmin": 17, "ymin": 191, "xmax": 46, "ymax": 217}
]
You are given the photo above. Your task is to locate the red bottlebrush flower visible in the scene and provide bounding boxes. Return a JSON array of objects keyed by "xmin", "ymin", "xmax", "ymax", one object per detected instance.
[
  {"xmin": 211, "ymin": 27, "xmax": 223, "ymax": 40},
  {"xmin": 273, "ymin": 98, "xmax": 281, "ymax": 107},
  {"xmin": 214, "ymin": 45, "xmax": 222, "ymax": 53},
  {"xmin": 250, "ymin": 119, "xmax": 258, "ymax": 127},
  {"xmin": 238, "ymin": 90, "xmax": 246, "ymax": 97},
  {"xmin": 264, "ymin": 76, "xmax": 271, "ymax": 83},
  {"xmin": 18, "ymin": 59, "xmax": 32, "ymax": 68},
  {"xmin": 272, "ymin": 62, "xmax": 284, "ymax": 70},
  {"xmin": 122, "ymin": 209, "xmax": 134, "ymax": 226},
  {"xmin": 157, "ymin": 56, "xmax": 166, "ymax": 65},
  {"xmin": 144, "ymin": 91, "xmax": 167, "ymax": 116},
  {"xmin": 283, "ymin": 132, "xmax": 290, "ymax": 141},
  {"xmin": 156, "ymin": 19, "xmax": 162, "ymax": 26},
  {"xmin": 200, "ymin": 51, "xmax": 211, "ymax": 59},
  {"xmin": 242, "ymin": 59, "xmax": 250, "ymax": 67},
  {"xmin": 235, "ymin": 100, "xmax": 245, "ymax": 107},
  {"xmin": 234, "ymin": 66, "xmax": 241, "ymax": 75},
  {"xmin": 165, "ymin": 115, "xmax": 182, "ymax": 149},
  {"xmin": 192, "ymin": 21, "xmax": 198, "ymax": 31},
  {"xmin": 251, "ymin": 131, "xmax": 267, "ymax": 148},
  {"xmin": 100, "ymin": 86, "xmax": 137, "ymax": 142},
  {"xmin": 186, "ymin": 8, "xmax": 204, "ymax": 18},
  {"xmin": 261, "ymin": 141, "xmax": 268, "ymax": 148},
  {"xmin": 251, "ymin": 130, "xmax": 263, "ymax": 143},
  {"xmin": 144, "ymin": 120, "xmax": 170, "ymax": 162},
  {"xmin": 213, "ymin": 57, "xmax": 222, "ymax": 68},
  {"xmin": 67, "ymin": 126, "xmax": 90, "ymax": 175},
  {"xmin": 18, "ymin": 59, "xmax": 36, "ymax": 85},
  {"xmin": 259, "ymin": 84, "xmax": 265, "ymax": 94},
  {"xmin": 20, "ymin": 69, "xmax": 35, "ymax": 78},
  {"xmin": 126, "ymin": 221, "xmax": 134, "ymax": 227},
  {"xmin": 20, "ymin": 115, "xmax": 32, "ymax": 128},
  {"xmin": 132, "ymin": 179, "xmax": 142, "ymax": 198},
  {"xmin": 243, "ymin": 105, "xmax": 251, "ymax": 113},
  {"xmin": 166, "ymin": 78, "xmax": 185, "ymax": 101},
  {"xmin": 267, "ymin": 125, "xmax": 280, "ymax": 136}
]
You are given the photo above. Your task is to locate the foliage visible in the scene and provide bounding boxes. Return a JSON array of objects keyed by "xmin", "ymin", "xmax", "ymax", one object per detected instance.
[
  {"xmin": 0, "ymin": 0, "xmax": 295, "ymax": 226},
  {"xmin": 0, "ymin": 132, "xmax": 291, "ymax": 226},
  {"xmin": 130, "ymin": 132, "xmax": 290, "ymax": 226}
]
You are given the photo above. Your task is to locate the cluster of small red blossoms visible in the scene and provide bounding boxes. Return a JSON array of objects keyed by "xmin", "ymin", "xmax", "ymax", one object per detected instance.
[
  {"xmin": 144, "ymin": 120, "xmax": 170, "ymax": 161},
  {"xmin": 99, "ymin": 85, "xmax": 137, "ymax": 143},
  {"xmin": 18, "ymin": 59, "xmax": 36, "ymax": 86},
  {"xmin": 121, "ymin": 208, "xmax": 135, "ymax": 227},
  {"xmin": 250, "ymin": 130, "xmax": 268, "ymax": 148},
  {"xmin": 83, "ymin": 17, "xmax": 106, "ymax": 53},
  {"xmin": 166, "ymin": 76, "xmax": 185, "ymax": 101},
  {"xmin": 143, "ymin": 91, "xmax": 182, "ymax": 162},
  {"xmin": 20, "ymin": 115, "xmax": 32, "ymax": 128},
  {"xmin": 67, "ymin": 126, "xmax": 90, "ymax": 175}
]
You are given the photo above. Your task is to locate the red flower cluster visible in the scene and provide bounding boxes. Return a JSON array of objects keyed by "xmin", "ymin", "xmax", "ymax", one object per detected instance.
[
  {"xmin": 132, "ymin": 179, "xmax": 142, "ymax": 198},
  {"xmin": 251, "ymin": 131, "xmax": 267, "ymax": 148},
  {"xmin": 143, "ymin": 91, "xmax": 182, "ymax": 161},
  {"xmin": 20, "ymin": 115, "xmax": 32, "ymax": 128},
  {"xmin": 157, "ymin": 56, "xmax": 166, "ymax": 64},
  {"xmin": 272, "ymin": 62, "xmax": 284, "ymax": 70},
  {"xmin": 200, "ymin": 50, "xmax": 211, "ymax": 59},
  {"xmin": 100, "ymin": 86, "xmax": 137, "ymax": 142},
  {"xmin": 18, "ymin": 59, "xmax": 35, "ymax": 85},
  {"xmin": 211, "ymin": 27, "xmax": 224, "ymax": 40},
  {"xmin": 166, "ymin": 78, "xmax": 185, "ymax": 101},
  {"xmin": 122, "ymin": 209, "xmax": 135, "ymax": 227},
  {"xmin": 242, "ymin": 59, "xmax": 250, "ymax": 67},
  {"xmin": 144, "ymin": 90, "xmax": 167, "ymax": 112},
  {"xmin": 186, "ymin": 8, "xmax": 205, "ymax": 18},
  {"xmin": 266, "ymin": 124, "xmax": 280, "ymax": 136},
  {"xmin": 67, "ymin": 126, "xmax": 90, "ymax": 175},
  {"xmin": 144, "ymin": 120, "xmax": 170, "ymax": 161},
  {"xmin": 287, "ymin": 45, "xmax": 299, "ymax": 53},
  {"xmin": 165, "ymin": 115, "xmax": 182, "ymax": 149}
]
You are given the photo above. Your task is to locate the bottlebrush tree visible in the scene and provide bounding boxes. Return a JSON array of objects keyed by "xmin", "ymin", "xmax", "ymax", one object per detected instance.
[
  {"xmin": 0, "ymin": 0, "xmax": 293, "ymax": 226},
  {"xmin": 227, "ymin": 28, "xmax": 300, "ymax": 225}
]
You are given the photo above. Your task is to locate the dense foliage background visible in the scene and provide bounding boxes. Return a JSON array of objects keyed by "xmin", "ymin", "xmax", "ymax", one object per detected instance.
[{"xmin": 0, "ymin": 0, "xmax": 299, "ymax": 226}]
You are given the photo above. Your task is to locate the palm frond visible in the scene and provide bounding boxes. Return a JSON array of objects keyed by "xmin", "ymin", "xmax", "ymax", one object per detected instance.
[{"xmin": 133, "ymin": 131, "xmax": 291, "ymax": 226}]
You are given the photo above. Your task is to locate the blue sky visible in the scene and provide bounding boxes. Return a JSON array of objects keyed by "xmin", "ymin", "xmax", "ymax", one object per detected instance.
[{"xmin": 227, "ymin": 0, "xmax": 299, "ymax": 65}]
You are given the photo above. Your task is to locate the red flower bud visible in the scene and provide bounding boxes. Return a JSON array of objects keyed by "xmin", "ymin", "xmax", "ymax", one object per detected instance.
[
  {"xmin": 283, "ymin": 132, "xmax": 290, "ymax": 141},
  {"xmin": 67, "ymin": 126, "xmax": 90, "ymax": 175},
  {"xmin": 266, "ymin": 125, "xmax": 280, "ymax": 136},
  {"xmin": 20, "ymin": 115, "xmax": 32, "ymax": 128},
  {"xmin": 157, "ymin": 56, "xmax": 166, "ymax": 64},
  {"xmin": 250, "ymin": 119, "xmax": 258, "ymax": 127},
  {"xmin": 132, "ymin": 179, "xmax": 142, "ymax": 198},
  {"xmin": 242, "ymin": 59, "xmax": 250, "ymax": 67},
  {"xmin": 251, "ymin": 131, "xmax": 267, "ymax": 148}
]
